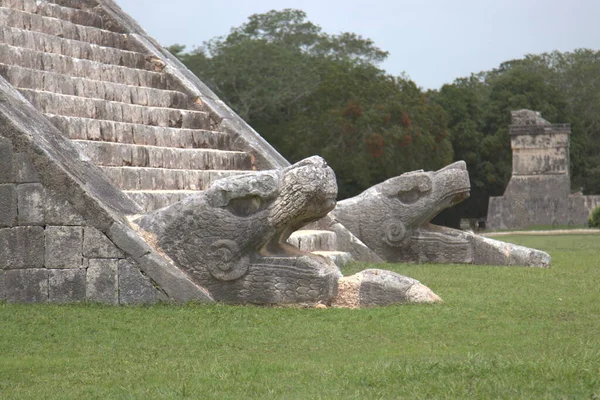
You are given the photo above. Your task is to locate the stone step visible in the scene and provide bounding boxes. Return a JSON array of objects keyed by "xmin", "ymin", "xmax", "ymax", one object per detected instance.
[
  {"xmin": 20, "ymin": 89, "xmax": 212, "ymax": 129},
  {"xmin": 75, "ymin": 140, "xmax": 253, "ymax": 170},
  {"xmin": 0, "ymin": 7, "xmax": 136, "ymax": 50},
  {"xmin": 46, "ymin": 115, "xmax": 232, "ymax": 149},
  {"xmin": 100, "ymin": 167, "xmax": 254, "ymax": 191},
  {"xmin": 313, "ymin": 251, "xmax": 353, "ymax": 268},
  {"xmin": 45, "ymin": 0, "xmax": 99, "ymax": 10},
  {"xmin": 0, "ymin": 0, "xmax": 37, "ymax": 13},
  {"xmin": 1, "ymin": 65, "xmax": 189, "ymax": 108},
  {"xmin": 0, "ymin": 46, "xmax": 175, "ymax": 89},
  {"xmin": 0, "ymin": 0, "xmax": 120, "ymax": 32},
  {"xmin": 125, "ymin": 190, "xmax": 199, "ymax": 213},
  {"xmin": 0, "ymin": 25, "xmax": 148, "ymax": 69},
  {"xmin": 287, "ymin": 230, "xmax": 338, "ymax": 252}
]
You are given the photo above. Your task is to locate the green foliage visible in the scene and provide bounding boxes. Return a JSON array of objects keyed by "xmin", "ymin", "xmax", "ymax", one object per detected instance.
[
  {"xmin": 171, "ymin": 9, "xmax": 452, "ymax": 199},
  {"xmin": 588, "ymin": 206, "xmax": 600, "ymax": 228},
  {"xmin": 170, "ymin": 9, "xmax": 600, "ymax": 213},
  {"xmin": 433, "ymin": 49, "xmax": 600, "ymax": 203},
  {"xmin": 213, "ymin": 9, "xmax": 389, "ymax": 65},
  {"xmin": 435, "ymin": 63, "xmax": 571, "ymax": 198},
  {"xmin": 2, "ymin": 235, "xmax": 600, "ymax": 398},
  {"xmin": 430, "ymin": 49, "xmax": 600, "ymax": 222}
]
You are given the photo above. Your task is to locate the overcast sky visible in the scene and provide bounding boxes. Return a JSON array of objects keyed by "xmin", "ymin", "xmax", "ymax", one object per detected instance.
[{"xmin": 116, "ymin": 0, "xmax": 599, "ymax": 90}]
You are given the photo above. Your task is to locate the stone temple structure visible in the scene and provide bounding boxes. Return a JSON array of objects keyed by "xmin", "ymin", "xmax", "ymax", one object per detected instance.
[
  {"xmin": 0, "ymin": 1, "xmax": 550, "ymax": 306},
  {"xmin": 0, "ymin": 0, "xmax": 440, "ymax": 307},
  {"xmin": 487, "ymin": 110, "xmax": 600, "ymax": 230}
]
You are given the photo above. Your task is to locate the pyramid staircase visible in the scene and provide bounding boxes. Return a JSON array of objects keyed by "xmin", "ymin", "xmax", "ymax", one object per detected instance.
[{"xmin": 0, "ymin": 0, "xmax": 361, "ymax": 265}]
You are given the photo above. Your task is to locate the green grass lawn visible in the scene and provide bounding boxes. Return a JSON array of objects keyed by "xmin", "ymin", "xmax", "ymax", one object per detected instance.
[{"xmin": 1, "ymin": 235, "xmax": 599, "ymax": 399}]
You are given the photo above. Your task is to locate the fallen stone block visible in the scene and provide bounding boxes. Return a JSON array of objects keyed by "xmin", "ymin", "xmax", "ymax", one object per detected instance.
[{"xmin": 332, "ymin": 269, "xmax": 441, "ymax": 308}]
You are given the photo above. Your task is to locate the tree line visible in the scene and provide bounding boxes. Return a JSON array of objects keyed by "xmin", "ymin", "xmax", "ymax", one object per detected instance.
[{"xmin": 168, "ymin": 9, "xmax": 600, "ymax": 223}]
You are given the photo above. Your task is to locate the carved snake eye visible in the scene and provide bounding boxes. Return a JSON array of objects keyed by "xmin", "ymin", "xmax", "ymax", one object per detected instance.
[
  {"xmin": 382, "ymin": 173, "xmax": 432, "ymax": 203},
  {"xmin": 226, "ymin": 196, "xmax": 264, "ymax": 217},
  {"xmin": 397, "ymin": 188, "xmax": 421, "ymax": 204}
]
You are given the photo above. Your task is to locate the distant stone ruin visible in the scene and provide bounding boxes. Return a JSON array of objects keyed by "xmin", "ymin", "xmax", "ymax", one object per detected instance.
[{"xmin": 487, "ymin": 110, "xmax": 600, "ymax": 229}]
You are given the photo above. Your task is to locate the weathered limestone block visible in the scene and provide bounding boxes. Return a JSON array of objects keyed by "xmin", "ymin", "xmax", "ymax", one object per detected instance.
[
  {"xmin": 0, "ymin": 136, "xmax": 14, "ymax": 183},
  {"xmin": 135, "ymin": 156, "xmax": 440, "ymax": 306},
  {"xmin": 0, "ymin": 226, "xmax": 44, "ymax": 268},
  {"xmin": 14, "ymin": 153, "xmax": 39, "ymax": 183},
  {"xmin": 86, "ymin": 258, "xmax": 118, "ymax": 305},
  {"xmin": 5, "ymin": 269, "xmax": 48, "ymax": 303},
  {"xmin": 17, "ymin": 183, "xmax": 44, "ymax": 225},
  {"xmin": 49, "ymin": 269, "xmax": 86, "ymax": 303},
  {"xmin": 333, "ymin": 161, "xmax": 550, "ymax": 267},
  {"xmin": 83, "ymin": 227, "xmax": 124, "ymax": 258},
  {"xmin": 44, "ymin": 226, "xmax": 83, "ymax": 268},
  {"xmin": 0, "ymin": 184, "xmax": 17, "ymax": 227},
  {"xmin": 44, "ymin": 188, "xmax": 85, "ymax": 226},
  {"xmin": 118, "ymin": 259, "xmax": 162, "ymax": 305}
]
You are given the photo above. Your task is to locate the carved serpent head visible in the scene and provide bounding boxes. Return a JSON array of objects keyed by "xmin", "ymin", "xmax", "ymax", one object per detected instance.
[
  {"xmin": 332, "ymin": 161, "xmax": 471, "ymax": 262},
  {"xmin": 134, "ymin": 156, "xmax": 341, "ymax": 304}
]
